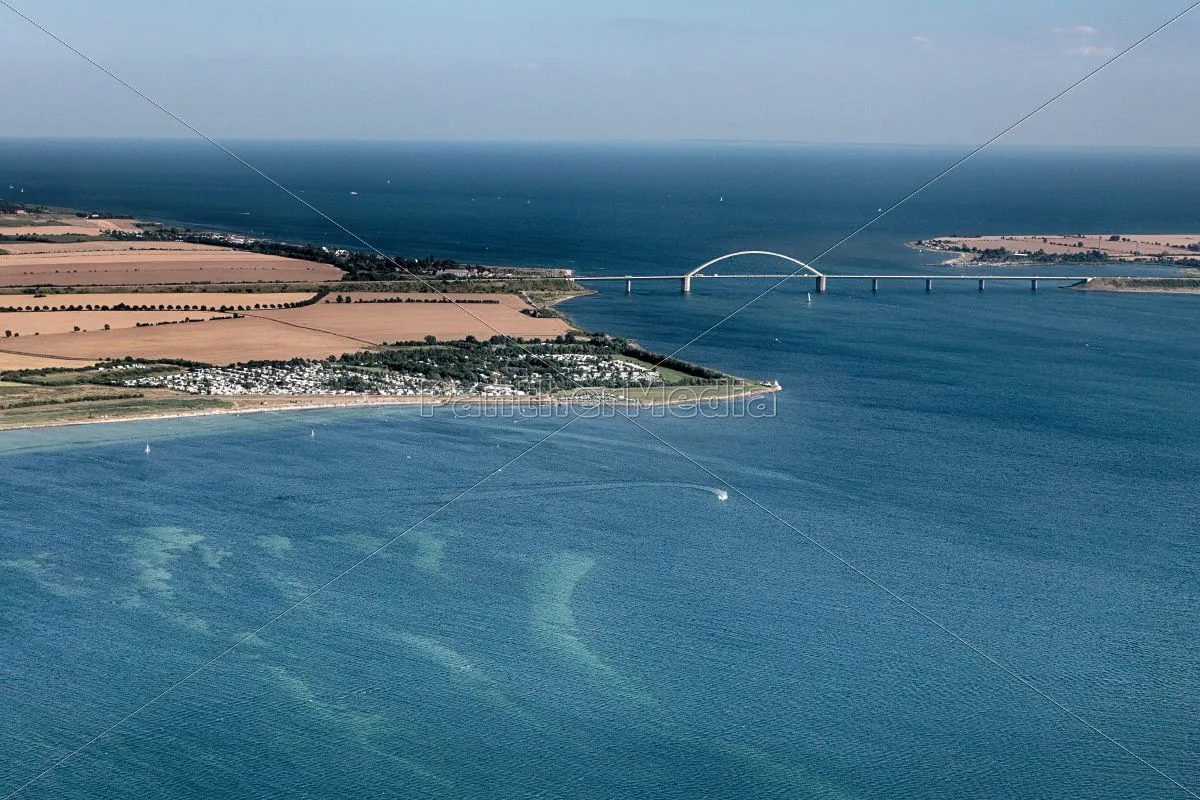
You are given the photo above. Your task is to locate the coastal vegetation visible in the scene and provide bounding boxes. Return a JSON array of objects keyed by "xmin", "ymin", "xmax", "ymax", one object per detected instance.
[
  {"xmin": 915, "ymin": 233, "xmax": 1200, "ymax": 267},
  {"xmin": 0, "ymin": 376, "xmax": 230, "ymax": 429},
  {"xmin": 1074, "ymin": 277, "xmax": 1200, "ymax": 293},
  {"xmin": 108, "ymin": 224, "xmax": 574, "ymax": 286}
]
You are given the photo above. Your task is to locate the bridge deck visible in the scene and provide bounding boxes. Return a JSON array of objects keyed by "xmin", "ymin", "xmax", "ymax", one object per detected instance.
[{"xmin": 570, "ymin": 274, "xmax": 1099, "ymax": 281}]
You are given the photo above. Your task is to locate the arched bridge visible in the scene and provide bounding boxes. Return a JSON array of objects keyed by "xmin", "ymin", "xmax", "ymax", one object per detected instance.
[
  {"xmin": 490, "ymin": 248, "xmax": 1102, "ymax": 294},
  {"xmin": 681, "ymin": 250, "xmax": 824, "ymax": 293}
]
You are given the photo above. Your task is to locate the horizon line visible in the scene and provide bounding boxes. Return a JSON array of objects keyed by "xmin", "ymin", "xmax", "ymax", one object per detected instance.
[{"xmin": 1, "ymin": 135, "xmax": 1199, "ymax": 152}]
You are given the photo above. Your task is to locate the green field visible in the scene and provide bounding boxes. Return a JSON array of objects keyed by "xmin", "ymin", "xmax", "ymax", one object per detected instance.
[{"xmin": 0, "ymin": 381, "xmax": 230, "ymax": 429}]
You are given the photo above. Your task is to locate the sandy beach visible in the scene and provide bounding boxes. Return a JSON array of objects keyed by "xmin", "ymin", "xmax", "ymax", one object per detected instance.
[{"xmin": 0, "ymin": 381, "xmax": 782, "ymax": 432}]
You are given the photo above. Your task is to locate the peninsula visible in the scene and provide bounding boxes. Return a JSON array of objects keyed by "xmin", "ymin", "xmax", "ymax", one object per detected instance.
[{"xmin": 0, "ymin": 203, "xmax": 776, "ymax": 429}]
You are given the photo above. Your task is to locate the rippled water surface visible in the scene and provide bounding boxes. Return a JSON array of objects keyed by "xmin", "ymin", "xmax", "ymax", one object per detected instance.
[{"xmin": 1, "ymin": 142, "xmax": 1198, "ymax": 798}]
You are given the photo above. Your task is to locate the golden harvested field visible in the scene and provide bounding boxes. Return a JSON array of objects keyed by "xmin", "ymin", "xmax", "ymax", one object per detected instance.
[
  {"xmin": 926, "ymin": 233, "xmax": 1200, "ymax": 261},
  {"xmin": 0, "ymin": 241, "xmax": 226, "ymax": 255},
  {"xmin": 0, "ymin": 217, "xmax": 142, "ymax": 236},
  {"xmin": 0, "ymin": 249, "xmax": 345, "ymax": 286},
  {"xmin": 1, "ymin": 310, "xmax": 233, "ymax": 337},
  {"xmin": 0, "ymin": 293, "xmax": 571, "ymax": 365},
  {"xmin": 0, "ymin": 292, "xmax": 314, "ymax": 310},
  {"xmin": 262, "ymin": 292, "xmax": 572, "ymax": 342},
  {"xmin": 12, "ymin": 317, "xmax": 359, "ymax": 363},
  {"xmin": 0, "ymin": 352, "xmax": 95, "ymax": 370}
]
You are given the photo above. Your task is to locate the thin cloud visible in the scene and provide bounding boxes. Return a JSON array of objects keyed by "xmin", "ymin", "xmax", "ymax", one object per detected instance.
[
  {"xmin": 1064, "ymin": 44, "xmax": 1117, "ymax": 57},
  {"xmin": 912, "ymin": 35, "xmax": 935, "ymax": 52},
  {"xmin": 1053, "ymin": 24, "xmax": 1113, "ymax": 57},
  {"xmin": 1054, "ymin": 24, "xmax": 1101, "ymax": 36}
]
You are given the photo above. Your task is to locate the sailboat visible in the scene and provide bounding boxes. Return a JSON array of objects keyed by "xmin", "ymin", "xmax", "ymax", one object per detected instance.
[
  {"xmin": 144, "ymin": 444, "xmax": 151, "ymax": 454},
  {"xmin": 310, "ymin": 429, "xmax": 316, "ymax": 438}
]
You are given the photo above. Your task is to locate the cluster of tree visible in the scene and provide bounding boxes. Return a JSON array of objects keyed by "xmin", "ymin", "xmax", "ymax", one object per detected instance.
[
  {"xmin": 1, "ymin": 292, "xmax": 325, "ymax": 313},
  {"xmin": 0, "ymin": 364, "xmax": 97, "ymax": 381},
  {"xmin": 619, "ymin": 345, "xmax": 728, "ymax": 381},
  {"xmin": 328, "ymin": 337, "xmax": 719, "ymax": 388},
  {"xmin": 967, "ymin": 246, "xmax": 1113, "ymax": 263},
  {"xmin": 219, "ymin": 334, "xmax": 735, "ymax": 391},
  {"xmin": 108, "ymin": 227, "xmax": 469, "ymax": 281},
  {"xmin": 520, "ymin": 307, "xmax": 563, "ymax": 318},
  {"xmin": 0, "ymin": 358, "xmax": 209, "ymax": 387},
  {"xmin": 330, "ymin": 294, "xmax": 499, "ymax": 305},
  {"xmin": 341, "ymin": 278, "xmax": 576, "ymax": 293},
  {"xmin": 0, "ymin": 233, "xmax": 94, "ymax": 244},
  {"xmin": 135, "ymin": 318, "xmax": 213, "ymax": 327},
  {"xmin": 2, "ymin": 392, "xmax": 145, "ymax": 411},
  {"xmin": 0, "ymin": 201, "xmax": 50, "ymax": 214}
]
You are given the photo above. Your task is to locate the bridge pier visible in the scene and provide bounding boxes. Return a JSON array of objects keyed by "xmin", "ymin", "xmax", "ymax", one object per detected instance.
[
  {"xmin": 871, "ymin": 278, "xmax": 879, "ymax": 292},
  {"xmin": 682, "ymin": 275, "xmax": 692, "ymax": 294},
  {"xmin": 926, "ymin": 278, "xmax": 933, "ymax": 293},
  {"xmin": 978, "ymin": 279, "xmax": 986, "ymax": 292},
  {"xmin": 815, "ymin": 275, "xmax": 827, "ymax": 294},
  {"xmin": 1031, "ymin": 279, "xmax": 1039, "ymax": 291},
  {"xmin": 625, "ymin": 278, "xmax": 633, "ymax": 293}
]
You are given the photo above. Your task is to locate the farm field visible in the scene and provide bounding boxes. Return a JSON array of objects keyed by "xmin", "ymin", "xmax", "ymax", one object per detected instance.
[
  {"xmin": 269, "ymin": 292, "xmax": 572, "ymax": 342},
  {"xmin": 0, "ymin": 292, "xmax": 315, "ymax": 310},
  {"xmin": 0, "ymin": 249, "xmax": 344, "ymax": 286},
  {"xmin": 0, "ymin": 293, "xmax": 568, "ymax": 365},
  {"xmin": 0, "ymin": 241, "xmax": 228, "ymax": 255},
  {"xmin": 0, "ymin": 216, "xmax": 142, "ymax": 236},
  {"xmin": 0, "ymin": 351, "xmax": 96, "ymax": 370},
  {"xmin": 0, "ymin": 310, "xmax": 234, "ymax": 337}
]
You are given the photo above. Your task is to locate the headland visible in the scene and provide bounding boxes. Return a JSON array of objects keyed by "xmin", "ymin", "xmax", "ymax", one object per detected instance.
[{"xmin": 0, "ymin": 202, "xmax": 778, "ymax": 430}]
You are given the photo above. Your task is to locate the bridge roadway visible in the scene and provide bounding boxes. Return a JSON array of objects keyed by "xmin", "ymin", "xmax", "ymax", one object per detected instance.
[
  {"xmin": 471, "ymin": 250, "xmax": 1101, "ymax": 292},
  {"xmin": 515, "ymin": 273, "xmax": 1099, "ymax": 292}
]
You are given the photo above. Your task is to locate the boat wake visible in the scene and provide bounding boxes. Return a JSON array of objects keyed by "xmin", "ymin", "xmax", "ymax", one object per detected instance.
[{"xmin": 468, "ymin": 481, "xmax": 731, "ymax": 503}]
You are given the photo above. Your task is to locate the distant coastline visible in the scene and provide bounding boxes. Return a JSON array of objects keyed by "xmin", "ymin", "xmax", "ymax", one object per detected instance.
[
  {"xmin": 909, "ymin": 232, "xmax": 1200, "ymax": 269},
  {"xmin": 1069, "ymin": 276, "xmax": 1200, "ymax": 294}
]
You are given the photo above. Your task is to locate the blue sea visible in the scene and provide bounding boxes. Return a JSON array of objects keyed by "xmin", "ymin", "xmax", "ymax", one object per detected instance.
[{"xmin": 1, "ymin": 141, "xmax": 1198, "ymax": 799}]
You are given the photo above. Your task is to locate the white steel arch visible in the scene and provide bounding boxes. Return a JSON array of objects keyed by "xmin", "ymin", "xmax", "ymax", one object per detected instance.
[{"xmin": 685, "ymin": 250, "xmax": 824, "ymax": 278}]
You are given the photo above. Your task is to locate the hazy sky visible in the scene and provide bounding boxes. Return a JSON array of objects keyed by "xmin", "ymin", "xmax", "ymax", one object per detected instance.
[{"xmin": 2, "ymin": 0, "xmax": 1197, "ymax": 146}]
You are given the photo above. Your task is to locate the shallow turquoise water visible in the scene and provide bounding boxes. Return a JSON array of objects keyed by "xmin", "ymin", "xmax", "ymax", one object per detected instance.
[{"xmin": 1, "ymin": 143, "xmax": 1198, "ymax": 798}]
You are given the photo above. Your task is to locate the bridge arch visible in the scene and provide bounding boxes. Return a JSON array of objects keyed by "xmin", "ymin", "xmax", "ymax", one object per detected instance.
[{"xmin": 685, "ymin": 250, "xmax": 824, "ymax": 279}]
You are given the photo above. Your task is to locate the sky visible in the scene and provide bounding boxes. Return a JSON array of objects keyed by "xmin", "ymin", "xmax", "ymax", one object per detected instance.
[{"xmin": 1, "ymin": 0, "xmax": 1197, "ymax": 146}]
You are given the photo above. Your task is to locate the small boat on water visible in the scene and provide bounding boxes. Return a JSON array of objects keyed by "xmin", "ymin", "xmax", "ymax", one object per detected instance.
[{"xmin": 144, "ymin": 444, "xmax": 151, "ymax": 454}]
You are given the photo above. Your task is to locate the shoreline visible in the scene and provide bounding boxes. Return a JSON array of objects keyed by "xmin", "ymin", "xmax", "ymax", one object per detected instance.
[
  {"xmin": 1068, "ymin": 277, "xmax": 1200, "ymax": 294},
  {"xmin": 907, "ymin": 234, "xmax": 1200, "ymax": 269},
  {"xmin": 0, "ymin": 382, "xmax": 782, "ymax": 433}
]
